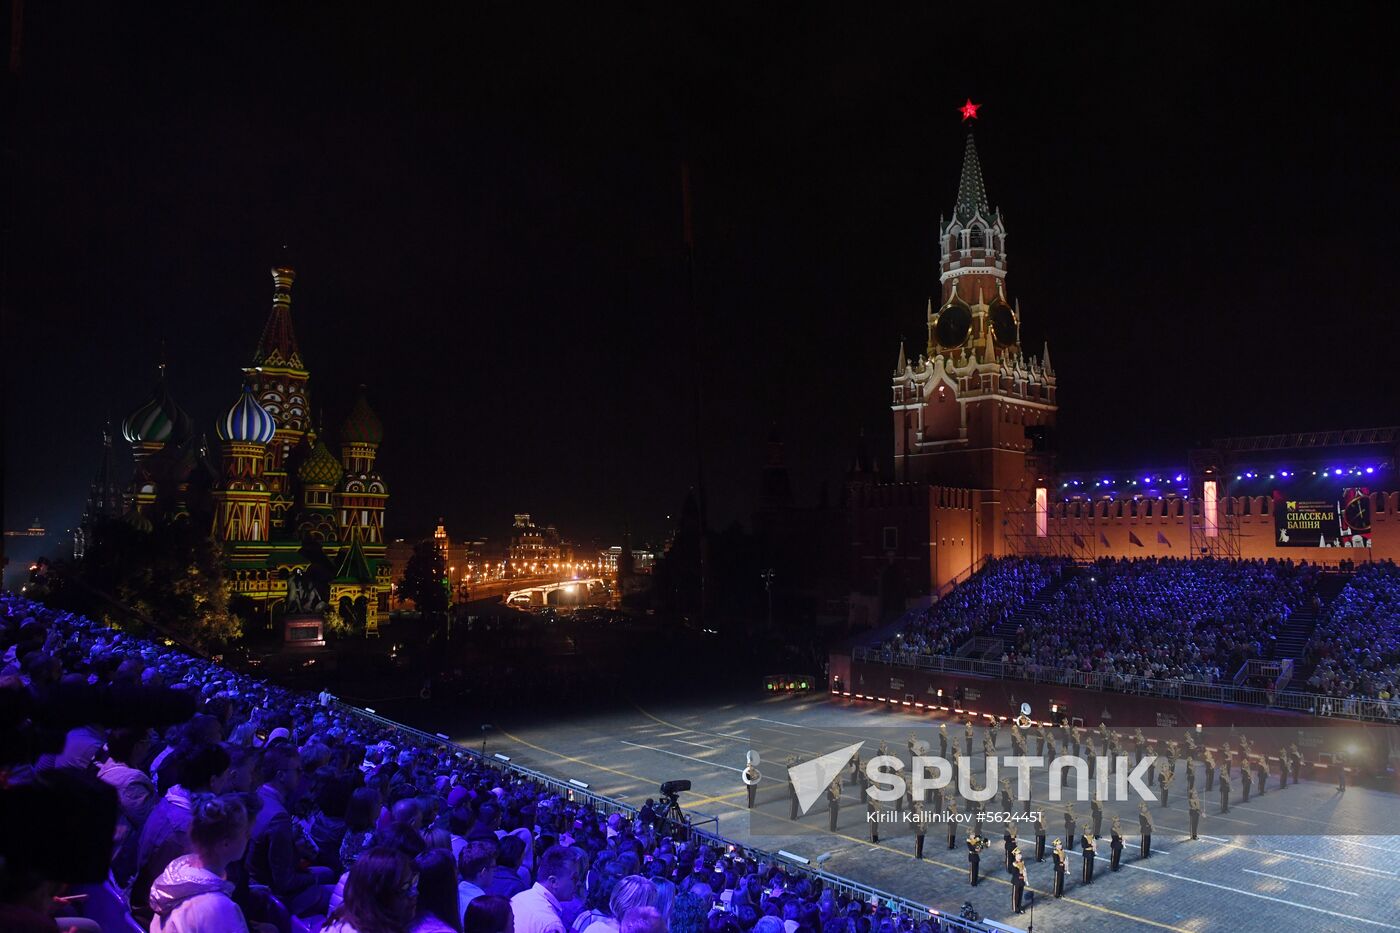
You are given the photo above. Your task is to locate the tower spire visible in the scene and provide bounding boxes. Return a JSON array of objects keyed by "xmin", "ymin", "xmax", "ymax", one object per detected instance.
[
  {"xmin": 955, "ymin": 132, "xmax": 992, "ymax": 223},
  {"xmin": 253, "ymin": 266, "xmax": 303, "ymax": 369}
]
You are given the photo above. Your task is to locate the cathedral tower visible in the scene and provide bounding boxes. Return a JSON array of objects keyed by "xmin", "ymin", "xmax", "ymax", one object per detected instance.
[
  {"xmin": 336, "ymin": 385, "xmax": 388, "ymax": 547},
  {"xmin": 245, "ymin": 266, "xmax": 311, "ymax": 537},
  {"xmin": 212, "ymin": 384, "xmax": 277, "ymax": 546}
]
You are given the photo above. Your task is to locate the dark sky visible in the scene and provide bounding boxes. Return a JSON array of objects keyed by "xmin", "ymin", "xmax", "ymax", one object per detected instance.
[{"xmin": 4, "ymin": 2, "xmax": 1399, "ymax": 553}]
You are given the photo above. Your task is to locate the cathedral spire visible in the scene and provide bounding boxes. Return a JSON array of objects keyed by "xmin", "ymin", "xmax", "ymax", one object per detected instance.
[
  {"xmin": 896, "ymin": 342, "xmax": 907, "ymax": 374},
  {"xmin": 955, "ymin": 132, "xmax": 992, "ymax": 223},
  {"xmin": 252, "ymin": 266, "xmax": 304, "ymax": 369}
]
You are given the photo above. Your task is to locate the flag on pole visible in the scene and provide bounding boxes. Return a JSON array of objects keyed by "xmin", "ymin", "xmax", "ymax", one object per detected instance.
[
  {"xmin": 1128, "ymin": 531, "xmax": 1145, "ymax": 547},
  {"xmin": 1099, "ymin": 532, "xmax": 1111, "ymax": 548},
  {"xmin": 1072, "ymin": 532, "xmax": 1085, "ymax": 548},
  {"xmin": 1157, "ymin": 531, "xmax": 1171, "ymax": 548}
]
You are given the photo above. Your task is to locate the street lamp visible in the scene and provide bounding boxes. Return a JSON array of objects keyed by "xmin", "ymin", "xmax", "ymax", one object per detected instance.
[{"xmin": 760, "ymin": 569, "xmax": 775, "ymax": 627}]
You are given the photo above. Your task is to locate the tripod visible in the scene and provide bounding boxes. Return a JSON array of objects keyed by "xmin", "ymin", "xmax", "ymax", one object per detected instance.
[{"xmin": 660, "ymin": 793, "xmax": 688, "ymax": 828}]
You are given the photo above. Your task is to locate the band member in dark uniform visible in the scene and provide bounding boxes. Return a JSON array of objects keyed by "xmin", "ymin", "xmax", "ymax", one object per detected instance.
[
  {"xmin": 946, "ymin": 797, "xmax": 959, "ymax": 850},
  {"xmin": 743, "ymin": 761, "xmax": 761, "ymax": 808},
  {"xmin": 1221, "ymin": 742, "xmax": 1234, "ymax": 780},
  {"xmin": 1071, "ymin": 725, "xmax": 1083, "ymax": 759},
  {"xmin": 1159, "ymin": 764, "xmax": 1173, "ymax": 808},
  {"xmin": 827, "ymin": 778, "xmax": 841, "ymax": 832},
  {"xmin": 1290, "ymin": 744, "xmax": 1303, "ymax": 785},
  {"xmin": 1134, "ymin": 728, "xmax": 1147, "ymax": 765},
  {"xmin": 1051, "ymin": 839, "xmax": 1066, "ymax": 897},
  {"xmin": 1010, "ymin": 852, "xmax": 1027, "ymax": 914},
  {"xmin": 1090, "ymin": 793, "xmax": 1103, "ymax": 838},
  {"xmin": 1085, "ymin": 737, "xmax": 1098, "ymax": 783},
  {"xmin": 1204, "ymin": 749, "xmax": 1216, "ymax": 793},
  {"xmin": 1336, "ymin": 753, "xmax": 1347, "ymax": 793},
  {"xmin": 1241, "ymin": 759, "xmax": 1253, "ymax": 802},
  {"xmin": 787, "ymin": 756, "xmax": 800, "ymax": 821},
  {"xmin": 965, "ymin": 721, "xmax": 975, "ymax": 758},
  {"xmin": 1081, "ymin": 833, "xmax": 1096, "ymax": 884},
  {"xmin": 1186, "ymin": 755, "xmax": 1197, "ymax": 793},
  {"xmin": 1063, "ymin": 805, "xmax": 1077, "ymax": 845},
  {"xmin": 851, "ymin": 750, "xmax": 864, "ymax": 783},
  {"xmin": 989, "ymin": 718, "xmax": 1000, "ymax": 751},
  {"xmin": 999, "ymin": 779, "xmax": 1014, "ymax": 817},
  {"xmin": 967, "ymin": 833, "xmax": 984, "ymax": 886},
  {"xmin": 1219, "ymin": 765, "xmax": 1231, "ymax": 813},
  {"xmin": 939, "ymin": 723, "xmax": 949, "ymax": 759},
  {"xmin": 933, "ymin": 786, "xmax": 946, "ymax": 818},
  {"xmin": 912, "ymin": 800, "xmax": 926, "ymax": 859},
  {"xmin": 867, "ymin": 786, "xmax": 880, "ymax": 843},
  {"xmin": 1034, "ymin": 812, "xmax": 1047, "ymax": 861},
  {"xmin": 982, "ymin": 735, "xmax": 996, "ymax": 776},
  {"xmin": 1004, "ymin": 828, "xmax": 1019, "ymax": 873},
  {"xmin": 1138, "ymin": 802, "xmax": 1153, "ymax": 858},
  {"xmin": 1255, "ymin": 757, "xmax": 1268, "ymax": 796},
  {"xmin": 1188, "ymin": 789, "xmax": 1202, "ymax": 840},
  {"xmin": 1109, "ymin": 816, "xmax": 1124, "ymax": 871}
]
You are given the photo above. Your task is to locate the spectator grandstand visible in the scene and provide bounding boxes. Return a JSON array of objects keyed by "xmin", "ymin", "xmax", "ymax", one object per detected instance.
[
  {"xmin": 880, "ymin": 556, "xmax": 1400, "ymax": 709},
  {"xmin": 0, "ymin": 593, "xmax": 983, "ymax": 933},
  {"xmin": 1305, "ymin": 562, "xmax": 1400, "ymax": 701}
]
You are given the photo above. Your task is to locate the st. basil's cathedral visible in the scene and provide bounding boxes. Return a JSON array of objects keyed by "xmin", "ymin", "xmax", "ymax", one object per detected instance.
[{"xmin": 84, "ymin": 266, "xmax": 392, "ymax": 635}]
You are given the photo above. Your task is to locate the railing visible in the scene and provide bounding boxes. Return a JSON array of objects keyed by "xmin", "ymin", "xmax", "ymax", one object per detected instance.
[
  {"xmin": 329, "ymin": 702, "xmax": 1007, "ymax": 933},
  {"xmin": 850, "ymin": 647, "xmax": 1400, "ymax": 723}
]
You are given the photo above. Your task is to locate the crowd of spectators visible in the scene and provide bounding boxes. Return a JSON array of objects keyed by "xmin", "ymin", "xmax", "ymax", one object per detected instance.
[
  {"xmin": 883, "ymin": 556, "xmax": 1333, "ymax": 689},
  {"xmin": 0, "ymin": 593, "xmax": 964, "ymax": 933},
  {"xmin": 879, "ymin": 558, "xmax": 1066, "ymax": 658},
  {"xmin": 1000, "ymin": 557, "xmax": 1320, "ymax": 684},
  {"xmin": 1305, "ymin": 562, "xmax": 1400, "ymax": 701}
]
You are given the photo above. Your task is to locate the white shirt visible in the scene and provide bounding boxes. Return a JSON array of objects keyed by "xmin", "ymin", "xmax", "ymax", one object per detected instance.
[{"xmin": 511, "ymin": 882, "xmax": 566, "ymax": 933}]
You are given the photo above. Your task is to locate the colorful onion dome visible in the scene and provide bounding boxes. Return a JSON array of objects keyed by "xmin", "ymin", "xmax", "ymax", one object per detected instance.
[
  {"xmin": 122, "ymin": 370, "xmax": 194, "ymax": 445},
  {"xmin": 297, "ymin": 438, "xmax": 343, "ymax": 486},
  {"xmin": 340, "ymin": 384, "xmax": 383, "ymax": 445},
  {"xmin": 216, "ymin": 385, "xmax": 278, "ymax": 444}
]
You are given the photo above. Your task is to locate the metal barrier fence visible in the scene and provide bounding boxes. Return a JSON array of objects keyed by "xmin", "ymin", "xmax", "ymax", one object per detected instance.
[
  {"xmin": 330, "ymin": 702, "xmax": 1009, "ymax": 933},
  {"xmin": 850, "ymin": 647, "xmax": 1400, "ymax": 723}
]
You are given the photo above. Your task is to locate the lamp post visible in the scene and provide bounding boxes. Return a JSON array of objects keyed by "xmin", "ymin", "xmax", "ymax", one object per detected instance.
[{"xmin": 760, "ymin": 568, "xmax": 775, "ymax": 628}]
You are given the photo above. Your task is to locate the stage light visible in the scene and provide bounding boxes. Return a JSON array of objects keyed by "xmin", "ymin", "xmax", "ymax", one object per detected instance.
[
  {"xmin": 1367, "ymin": 467, "xmax": 1375, "ymax": 474},
  {"xmin": 1175, "ymin": 474, "xmax": 1184, "ymax": 481}
]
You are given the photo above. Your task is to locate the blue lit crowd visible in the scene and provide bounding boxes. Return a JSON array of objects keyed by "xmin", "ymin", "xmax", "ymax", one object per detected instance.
[{"xmin": 886, "ymin": 556, "xmax": 1400, "ymax": 701}]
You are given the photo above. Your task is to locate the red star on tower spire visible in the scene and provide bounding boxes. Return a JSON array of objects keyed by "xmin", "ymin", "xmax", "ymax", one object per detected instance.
[{"xmin": 958, "ymin": 99, "xmax": 981, "ymax": 122}]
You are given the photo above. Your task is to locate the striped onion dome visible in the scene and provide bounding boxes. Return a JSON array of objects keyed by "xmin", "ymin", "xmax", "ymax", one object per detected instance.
[
  {"xmin": 216, "ymin": 385, "xmax": 278, "ymax": 444},
  {"xmin": 340, "ymin": 384, "xmax": 383, "ymax": 445},
  {"xmin": 122, "ymin": 374, "xmax": 194, "ymax": 445},
  {"xmin": 297, "ymin": 438, "xmax": 343, "ymax": 486}
]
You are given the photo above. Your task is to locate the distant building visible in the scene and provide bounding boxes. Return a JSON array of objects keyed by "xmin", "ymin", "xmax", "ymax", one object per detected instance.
[{"xmin": 508, "ymin": 513, "xmax": 562, "ymax": 574}]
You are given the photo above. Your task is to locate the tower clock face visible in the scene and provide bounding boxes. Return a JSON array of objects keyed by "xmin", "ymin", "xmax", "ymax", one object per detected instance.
[
  {"xmin": 989, "ymin": 302, "xmax": 1018, "ymax": 346},
  {"xmin": 935, "ymin": 304, "xmax": 971, "ymax": 348}
]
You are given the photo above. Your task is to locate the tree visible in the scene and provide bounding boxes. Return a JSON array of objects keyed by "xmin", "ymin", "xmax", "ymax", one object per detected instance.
[
  {"xmin": 398, "ymin": 538, "xmax": 449, "ymax": 618},
  {"xmin": 73, "ymin": 514, "xmax": 242, "ymax": 651}
]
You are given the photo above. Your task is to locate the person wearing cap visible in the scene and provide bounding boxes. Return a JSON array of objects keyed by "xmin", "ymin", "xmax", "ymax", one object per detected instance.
[
  {"xmin": 1109, "ymin": 816, "xmax": 1124, "ymax": 870},
  {"xmin": 1080, "ymin": 833, "xmax": 1096, "ymax": 884},
  {"xmin": 945, "ymin": 797, "xmax": 959, "ymax": 850},
  {"xmin": 1010, "ymin": 850, "xmax": 1027, "ymax": 914},
  {"xmin": 1033, "ymin": 811, "xmax": 1046, "ymax": 861},
  {"xmin": 966, "ymin": 833, "xmax": 983, "ymax": 886},
  {"xmin": 1188, "ymin": 789, "xmax": 1202, "ymax": 840},
  {"xmin": 1051, "ymin": 839, "xmax": 1066, "ymax": 897},
  {"xmin": 1137, "ymin": 802, "xmax": 1153, "ymax": 859},
  {"xmin": 911, "ymin": 800, "xmax": 926, "ymax": 859}
]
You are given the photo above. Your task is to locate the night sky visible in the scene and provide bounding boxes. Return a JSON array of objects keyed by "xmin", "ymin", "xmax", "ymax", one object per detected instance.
[{"xmin": 4, "ymin": 3, "xmax": 1399, "ymax": 559}]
